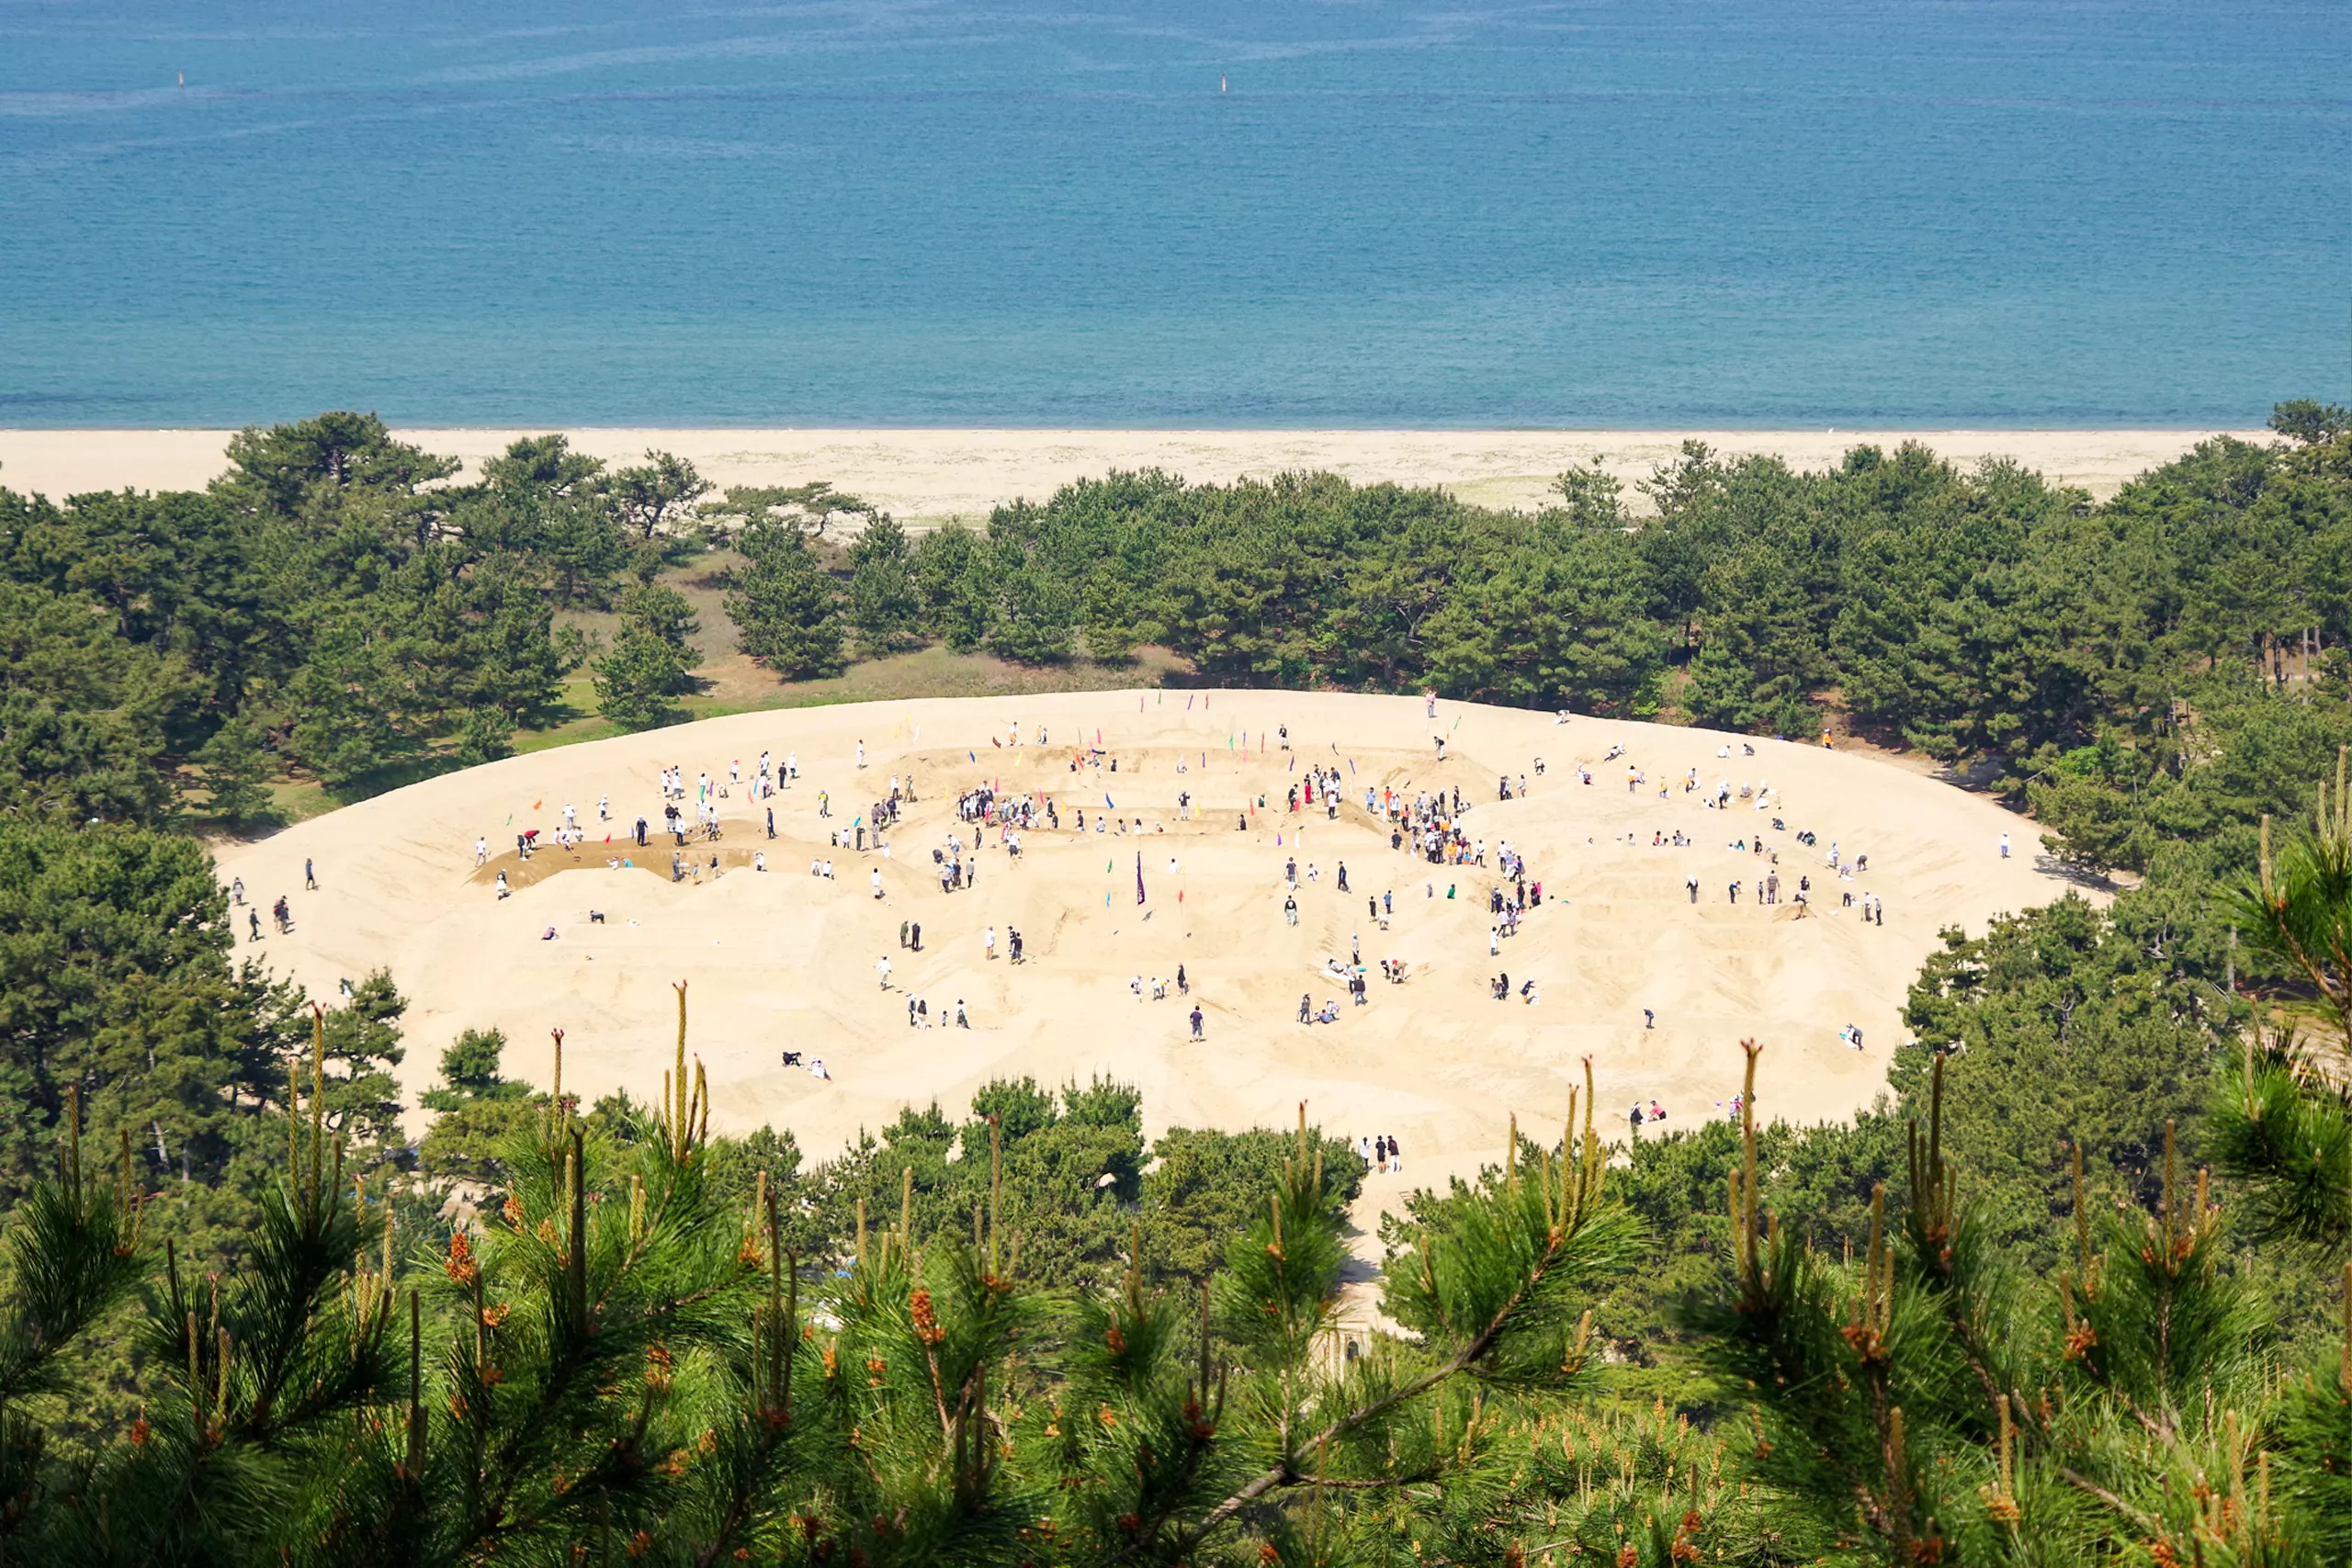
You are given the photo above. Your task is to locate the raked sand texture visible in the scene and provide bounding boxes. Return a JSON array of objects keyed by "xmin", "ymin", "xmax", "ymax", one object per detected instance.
[
  {"xmin": 217, "ymin": 693, "xmax": 2080, "ymax": 1219},
  {"xmin": 0, "ymin": 429, "xmax": 2257, "ymax": 522}
]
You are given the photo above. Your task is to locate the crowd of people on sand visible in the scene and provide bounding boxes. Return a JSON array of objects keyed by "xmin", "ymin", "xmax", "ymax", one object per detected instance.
[{"xmin": 390, "ymin": 702, "xmax": 2030, "ymax": 1123}]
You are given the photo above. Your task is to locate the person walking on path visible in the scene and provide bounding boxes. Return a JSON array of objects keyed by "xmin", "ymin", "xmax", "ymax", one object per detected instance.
[
  {"xmin": 1190, "ymin": 1005, "xmax": 1204, "ymax": 1039},
  {"xmin": 871, "ymin": 866, "xmax": 884, "ymax": 899},
  {"xmin": 984, "ymin": 926, "xmax": 997, "ymax": 961},
  {"xmin": 304, "ymin": 858, "xmax": 317, "ymax": 890},
  {"xmin": 876, "ymin": 955, "xmax": 892, "ymax": 988}
]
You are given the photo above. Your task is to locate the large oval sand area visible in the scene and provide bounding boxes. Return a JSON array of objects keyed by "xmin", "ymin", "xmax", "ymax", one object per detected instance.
[{"xmin": 218, "ymin": 691, "xmax": 2077, "ymax": 1190}]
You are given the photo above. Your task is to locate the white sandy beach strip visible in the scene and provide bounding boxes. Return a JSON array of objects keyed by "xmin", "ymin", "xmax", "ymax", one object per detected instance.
[{"xmin": 0, "ymin": 427, "xmax": 2260, "ymax": 523}]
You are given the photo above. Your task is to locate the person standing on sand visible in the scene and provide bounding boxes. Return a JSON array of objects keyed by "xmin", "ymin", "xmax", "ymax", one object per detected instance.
[
  {"xmin": 856, "ymin": 740, "xmax": 866, "ymax": 770},
  {"xmin": 876, "ymin": 955, "xmax": 891, "ymax": 988},
  {"xmin": 910, "ymin": 920, "xmax": 922, "ymax": 951},
  {"xmin": 984, "ymin": 926, "xmax": 997, "ymax": 961},
  {"xmin": 2000, "ymin": 831, "xmax": 2011, "ymax": 860},
  {"xmin": 1190, "ymin": 1005, "xmax": 1204, "ymax": 1039},
  {"xmin": 871, "ymin": 866, "xmax": 883, "ymax": 899},
  {"xmin": 248, "ymin": 908, "xmax": 262, "ymax": 942},
  {"xmin": 474, "ymin": 838, "xmax": 488, "ymax": 867},
  {"xmin": 304, "ymin": 857, "xmax": 317, "ymax": 890}
]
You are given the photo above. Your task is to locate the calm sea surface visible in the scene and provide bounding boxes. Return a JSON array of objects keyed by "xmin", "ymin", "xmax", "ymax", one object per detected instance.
[{"xmin": 1, "ymin": 1, "xmax": 2346, "ymax": 427}]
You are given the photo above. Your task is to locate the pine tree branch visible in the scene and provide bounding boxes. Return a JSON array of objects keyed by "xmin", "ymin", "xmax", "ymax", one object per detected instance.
[
  {"xmin": 1176, "ymin": 1237, "xmax": 1562, "ymax": 1549},
  {"xmin": 2060, "ymin": 1467, "xmax": 2163, "ymax": 1536}
]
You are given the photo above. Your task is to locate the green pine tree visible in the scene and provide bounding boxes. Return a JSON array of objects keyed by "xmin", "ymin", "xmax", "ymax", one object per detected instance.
[
  {"xmin": 195, "ymin": 714, "xmax": 277, "ymax": 826},
  {"xmin": 727, "ymin": 521, "xmax": 844, "ymax": 680}
]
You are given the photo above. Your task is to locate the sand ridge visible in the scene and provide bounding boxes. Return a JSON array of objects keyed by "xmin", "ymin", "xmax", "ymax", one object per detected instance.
[
  {"xmin": 216, "ymin": 692, "xmax": 2084, "ymax": 1226},
  {"xmin": 1, "ymin": 428, "xmax": 2255, "ymax": 522}
]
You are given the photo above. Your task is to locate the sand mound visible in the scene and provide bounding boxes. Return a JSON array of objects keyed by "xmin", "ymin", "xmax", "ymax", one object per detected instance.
[{"xmin": 217, "ymin": 691, "xmax": 2081, "ymax": 1215}]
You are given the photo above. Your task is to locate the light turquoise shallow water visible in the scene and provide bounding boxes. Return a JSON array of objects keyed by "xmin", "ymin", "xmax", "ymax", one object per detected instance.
[{"xmin": 1, "ymin": 0, "xmax": 2346, "ymax": 426}]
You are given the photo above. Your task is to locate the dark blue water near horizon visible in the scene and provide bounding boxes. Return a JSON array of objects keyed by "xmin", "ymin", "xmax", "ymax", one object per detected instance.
[{"xmin": 2, "ymin": 0, "xmax": 2346, "ymax": 428}]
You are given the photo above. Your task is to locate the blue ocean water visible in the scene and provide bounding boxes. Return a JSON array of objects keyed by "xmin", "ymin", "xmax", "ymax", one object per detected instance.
[{"xmin": 0, "ymin": 1, "xmax": 2346, "ymax": 427}]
